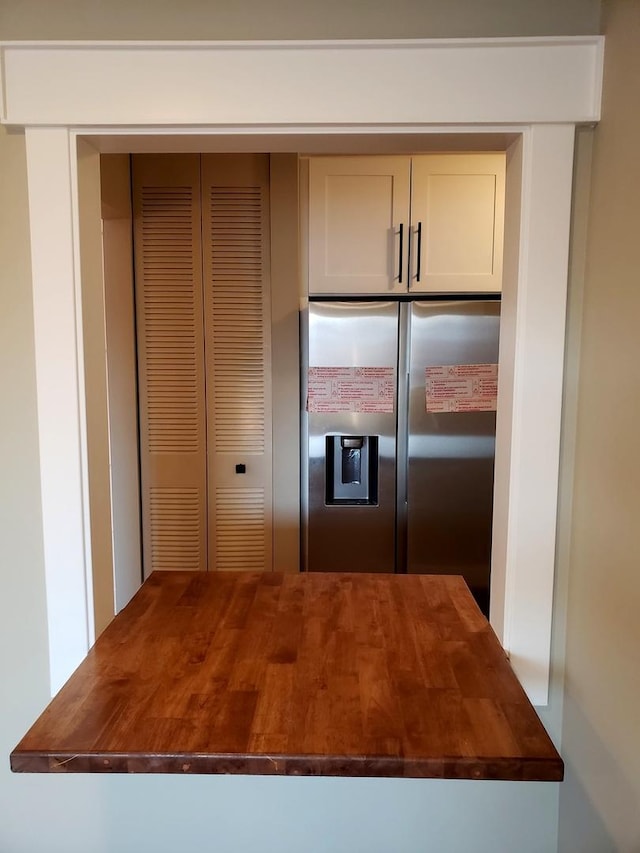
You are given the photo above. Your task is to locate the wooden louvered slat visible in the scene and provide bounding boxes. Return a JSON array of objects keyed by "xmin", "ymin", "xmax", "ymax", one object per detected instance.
[
  {"xmin": 149, "ymin": 488, "xmax": 202, "ymax": 571},
  {"xmin": 141, "ymin": 187, "xmax": 199, "ymax": 451},
  {"xmin": 202, "ymin": 155, "xmax": 273, "ymax": 572},
  {"xmin": 210, "ymin": 187, "xmax": 265, "ymax": 454},
  {"xmin": 133, "ymin": 155, "xmax": 207, "ymax": 575},
  {"xmin": 214, "ymin": 487, "xmax": 267, "ymax": 570}
]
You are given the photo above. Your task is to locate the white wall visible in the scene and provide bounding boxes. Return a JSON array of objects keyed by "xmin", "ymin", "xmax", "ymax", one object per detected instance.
[
  {"xmin": 558, "ymin": 2, "xmax": 640, "ymax": 850},
  {"xmin": 0, "ymin": 122, "xmax": 51, "ymax": 848},
  {"xmin": 0, "ymin": 2, "xmax": 604, "ymax": 851}
]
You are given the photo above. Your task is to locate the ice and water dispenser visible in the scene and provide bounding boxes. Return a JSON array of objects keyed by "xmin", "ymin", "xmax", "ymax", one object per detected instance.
[{"xmin": 325, "ymin": 435, "xmax": 379, "ymax": 505}]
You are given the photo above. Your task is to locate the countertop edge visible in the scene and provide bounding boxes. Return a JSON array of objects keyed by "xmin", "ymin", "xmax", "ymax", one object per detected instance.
[{"xmin": 10, "ymin": 749, "xmax": 564, "ymax": 781}]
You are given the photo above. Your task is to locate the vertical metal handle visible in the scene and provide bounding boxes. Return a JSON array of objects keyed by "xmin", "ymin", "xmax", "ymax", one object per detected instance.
[
  {"xmin": 415, "ymin": 221, "xmax": 422, "ymax": 283},
  {"xmin": 395, "ymin": 302, "xmax": 410, "ymax": 573},
  {"xmin": 398, "ymin": 223, "xmax": 404, "ymax": 283}
]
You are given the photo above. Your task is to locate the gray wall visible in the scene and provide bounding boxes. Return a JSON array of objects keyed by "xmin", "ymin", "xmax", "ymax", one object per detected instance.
[
  {"xmin": 0, "ymin": 0, "xmax": 601, "ymax": 39},
  {"xmin": 0, "ymin": 1, "xmax": 607, "ymax": 851},
  {"xmin": 558, "ymin": 2, "xmax": 640, "ymax": 850}
]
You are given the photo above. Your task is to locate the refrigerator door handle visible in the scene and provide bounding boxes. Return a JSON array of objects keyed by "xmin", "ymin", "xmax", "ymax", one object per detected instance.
[
  {"xmin": 395, "ymin": 302, "xmax": 411, "ymax": 573},
  {"xmin": 402, "ymin": 370, "xmax": 410, "ymax": 505}
]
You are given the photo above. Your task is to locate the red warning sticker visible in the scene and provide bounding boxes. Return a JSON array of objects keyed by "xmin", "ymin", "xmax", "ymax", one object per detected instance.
[
  {"xmin": 308, "ymin": 366, "xmax": 395, "ymax": 413},
  {"xmin": 425, "ymin": 364, "xmax": 498, "ymax": 413}
]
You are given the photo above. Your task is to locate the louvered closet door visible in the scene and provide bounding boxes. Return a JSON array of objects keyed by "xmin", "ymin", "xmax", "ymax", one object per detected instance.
[
  {"xmin": 133, "ymin": 155, "xmax": 207, "ymax": 574},
  {"xmin": 201, "ymin": 155, "xmax": 273, "ymax": 571}
]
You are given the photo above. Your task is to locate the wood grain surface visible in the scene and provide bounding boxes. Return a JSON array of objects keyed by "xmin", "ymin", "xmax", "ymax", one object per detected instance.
[{"xmin": 11, "ymin": 572, "xmax": 563, "ymax": 780}]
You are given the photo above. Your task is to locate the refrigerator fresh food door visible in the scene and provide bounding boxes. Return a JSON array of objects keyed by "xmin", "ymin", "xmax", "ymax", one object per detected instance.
[
  {"xmin": 305, "ymin": 301, "xmax": 399, "ymax": 573},
  {"xmin": 406, "ymin": 301, "xmax": 500, "ymax": 614}
]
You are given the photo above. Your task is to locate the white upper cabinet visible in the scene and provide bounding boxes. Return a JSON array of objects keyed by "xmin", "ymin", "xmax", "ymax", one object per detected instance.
[{"xmin": 307, "ymin": 154, "xmax": 505, "ymax": 295}]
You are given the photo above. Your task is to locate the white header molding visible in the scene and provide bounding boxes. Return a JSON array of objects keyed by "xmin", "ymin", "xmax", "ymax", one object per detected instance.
[{"xmin": 1, "ymin": 37, "xmax": 603, "ymax": 127}]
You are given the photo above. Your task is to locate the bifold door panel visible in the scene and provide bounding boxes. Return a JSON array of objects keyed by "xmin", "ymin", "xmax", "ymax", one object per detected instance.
[
  {"xmin": 133, "ymin": 156, "xmax": 207, "ymax": 572},
  {"xmin": 133, "ymin": 154, "xmax": 272, "ymax": 575}
]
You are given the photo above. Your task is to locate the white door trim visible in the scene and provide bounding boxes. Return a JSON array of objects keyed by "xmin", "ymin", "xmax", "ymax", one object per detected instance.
[{"xmin": 1, "ymin": 38, "xmax": 604, "ymax": 702}]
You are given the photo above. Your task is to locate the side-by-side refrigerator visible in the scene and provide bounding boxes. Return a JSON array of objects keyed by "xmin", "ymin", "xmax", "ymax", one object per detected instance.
[{"xmin": 301, "ymin": 299, "xmax": 500, "ymax": 614}]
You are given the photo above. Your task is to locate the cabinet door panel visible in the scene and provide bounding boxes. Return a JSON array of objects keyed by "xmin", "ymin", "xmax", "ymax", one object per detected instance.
[
  {"xmin": 308, "ymin": 157, "xmax": 410, "ymax": 295},
  {"xmin": 411, "ymin": 154, "xmax": 505, "ymax": 293}
]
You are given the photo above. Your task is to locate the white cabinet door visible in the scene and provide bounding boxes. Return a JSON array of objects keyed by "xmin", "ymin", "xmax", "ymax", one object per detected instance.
[
  {"xmin": 410, "ymin": 154, "xmax": 505, "ymax": 293},
  {"xmin": 308, "ymin": 157, "xmax": 411, "ymax": 295}
]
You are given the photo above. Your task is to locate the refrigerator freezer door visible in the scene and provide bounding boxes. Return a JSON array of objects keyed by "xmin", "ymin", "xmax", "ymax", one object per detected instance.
[
  {"xmin": 305, "ymin": 301, "xmax": 399, "ymax": 573},
  {"xmin": 406, "ymin": 301, "xmax": 500, "ymax": 612}
]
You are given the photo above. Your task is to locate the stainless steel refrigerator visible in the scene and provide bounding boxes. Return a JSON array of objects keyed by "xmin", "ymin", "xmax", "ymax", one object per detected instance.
[{"xmin": 301, "ymin": 298, "xmax": 500, "ymax": 614}]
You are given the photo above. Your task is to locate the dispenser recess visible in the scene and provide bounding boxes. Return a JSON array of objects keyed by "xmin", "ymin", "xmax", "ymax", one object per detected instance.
[{"xmin": 325, "ymin": 435, "xmax": 379, "ymax": 505}]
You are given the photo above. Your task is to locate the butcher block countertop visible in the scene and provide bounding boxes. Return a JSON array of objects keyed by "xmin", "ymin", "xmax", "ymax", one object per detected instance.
[{"xmin": 11, "ymin": 571, "xmax": 563, "ymax": 781}]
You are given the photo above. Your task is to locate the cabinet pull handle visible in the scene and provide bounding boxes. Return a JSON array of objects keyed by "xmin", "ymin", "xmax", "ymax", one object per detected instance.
[
  {"xmin": 398, "ymin": 223, "xmax": 404, "ymax": 283},
  {"xmin": 416, "ymin": 221, "xmax": 422, "ymax": 283}
]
